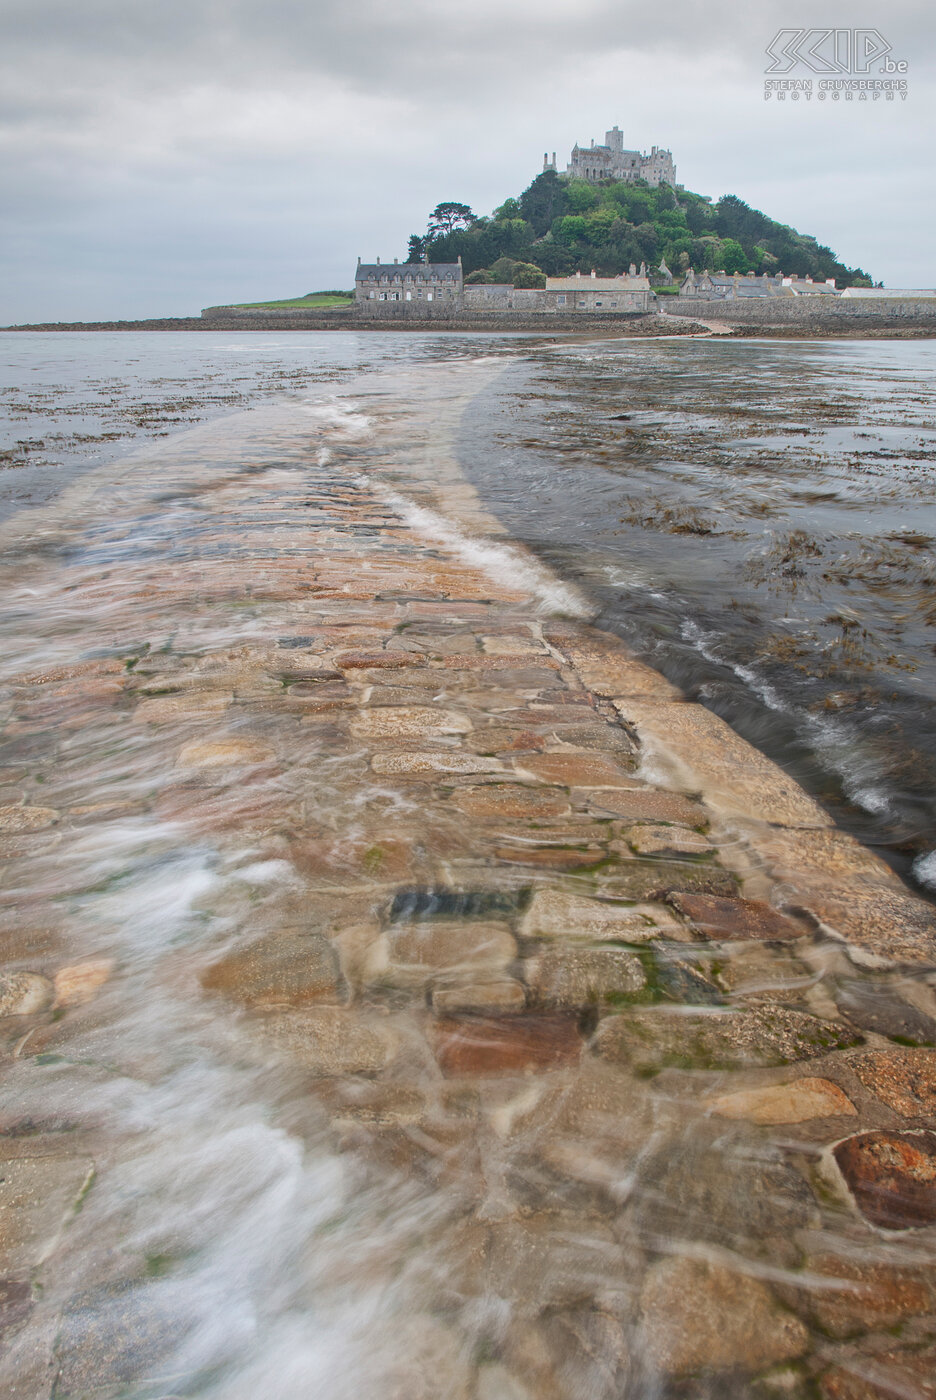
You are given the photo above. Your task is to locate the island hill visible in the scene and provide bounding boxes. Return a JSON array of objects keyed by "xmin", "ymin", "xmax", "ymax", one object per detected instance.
[{"xmin": 220, "ymin": 125, "xmax": 875, "ymax": 316}]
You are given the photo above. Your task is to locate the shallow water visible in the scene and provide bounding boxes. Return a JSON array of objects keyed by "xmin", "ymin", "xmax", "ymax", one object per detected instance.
[
  {"xmin": 457, "ymin": 337, "xmax": 936, "ymax": 890},
  {"xmin": 1, "ymin": 334, "xmax": 935, "ymax": 1399}
]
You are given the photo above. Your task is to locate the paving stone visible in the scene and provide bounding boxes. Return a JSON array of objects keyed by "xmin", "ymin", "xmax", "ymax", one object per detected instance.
[
  {"xmin": 832, "ymin": 1130, "xmax": 936, "ymax": 1230},
  {"xmin": 635, "ymin": 1138, "xmax": 820, "ymax": 1249},
  {"xmin": 758, "ymin": 828, "xmax": 905, "ymax": 889},
  {"xmin": 485, "ymin": 1212, "xmax": 631, "ymax": 1309},
  {"xmin": 0, "ymin": 805, "xmax": 59, "ymax": 833},
  {"xmin": 794, "ymin": 1252, "xmax": 934, "ymax": 1338},
  {"xmin": 834, "ymin": 979, "xmax": 936, "ymax": 1046},
  {"xmin": 201, "ymin": 931, "xmax": 345, "ymax": 1005},
  {"xmin": 54, "ymin": 1282, "xmax": 193, "ymax": 1397},
  {"xmin": 176, "ymin": 738, "xmax": 274, "ymax": 767},
  {"xmin": 388, "ymin": 888, "xmax": 526, "ymax": 922},
  {"xmin": 521, "ymin": 890, "xmax": 678, "ymax": 943},
  {"xmin": 512, "ymin": 752, "xmax": 638, "ymax": 788},
  {"xmin": 564, "ymin": 648, "xmax": 682, "ymax": 701},
  {"xmin": 493, "ymin": 844, "xmax": 606, "ymax": 870},
  {"xmin": 598, "ymin": 862, "xmax": 741, "ymax": 902},
  {"xmin": 714, "ymin": 945, "xmax": 812, "ymax": 1001},
  {"xmin": 373, "ymin": 1315, "xmax": 473, "ymax": 1400},
  {"xmin": 666, "ymin": 893, "xmax": 804, "ymax": 942},
  {"xmin": 805, "ymin": 886, "xmax": 936, "ymax": 967},
  {"xmin": 819, "ymin": 1349, "xmax": 936, "ymax": 1400},
  {"xmin": 0, "ymin": 1156, "xmax": 95, "ymax": 1271},
  {"xmin": 617, "ymin": 824, "xmax": 713, "ymax": 857},
  {"xmin": 595, "ymin": 1005, "xmax": 861, "ymax": 1072},
  {"xmin": 246, "ymin": 1007, "xmax": 397, "ymax": 1074},
  {"xmin": 525, "ymin": 946, "xmax": 646, "ymax": 1007},
  {"xmin": 336, "ymin": 650, "xmax": 424, "ymax": 669},
  {"xmin": 0, "ymin": 972, "xmax": 53, "ymax": 1017},
  {"xmin": 639, "ymin": 1257, "xmax": 809, "ymax": 1376},
  {"xmin": 650, "ymin": 949, "xmax": 725, "ymax": 1005},
  {"xmin": 465, "ymin": 727, "xmax": 546, "ymax": 754},
  {"xmin": 382, "ymin": 920, "xmax": 517, "ymax": 987},
  {"xmin": 451, "ymin": 785, "xmax": 570, "ymax": 821},
  {"xmin": 53, "ymin": 960, "xmax": 113, "ymax": 1008},
  {"xmin": 617, "ymin": 700, "xmax": 833, "ymax": 827},
  {"xmin": 545, "ymin": 722, "xmax": 637, "ymax": 757},
  {"xmin": 584, "ymin": 788, "xmax": 709, "ymax": 826},
  {"xmin": 133, "ymin": 692, "xmax": 231, "ymax": 723},
  {"xmin": 430, "ymin": 1013, "xmax": 582, "ymax": 1075},
  {"xmin": 707, "ymin": 1077, "xmax": 857, "ymax": 1124},
  {"xmin": 851, "ymin": 1048, "xmax": 936, "ymax": 1117},
  {"xmin": 432, "ymin": 979, "xmax": 526, "ymax": 1014},
  {"xmin": 371, "ymin": 751, "xmax": 505, "ymax": 776},
  {"xmin": 350, "ymin": 706, "xmax": 471, "ymax": 740}
]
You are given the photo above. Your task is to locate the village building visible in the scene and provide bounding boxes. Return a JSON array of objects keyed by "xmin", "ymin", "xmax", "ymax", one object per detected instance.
[
  {"xmin": 545, "ymin": 126, "xmax": 675, "ymax": 187},
  {"xmin": 355, "ymin": 257, "xmax": 463, "ymax": 310}
]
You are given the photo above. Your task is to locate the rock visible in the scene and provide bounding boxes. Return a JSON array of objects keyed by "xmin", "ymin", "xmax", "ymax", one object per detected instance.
[
  {"xmin": 832, "ymin": 1130, "xmax": 936, "ymax": 1229},
  {"xmin": 466, "ymin": 727, "xmax": 546, "ymax": 755},
  {"xmin": 650, "ymin": 949, "xmax": 724, "ymax": 1005},
  {"xmin": 521, "ymin": 890, "xmax": 678, "ymax": 943},
  {"xmin": 0, "ymin": 805, "xmax": 58, "ymax": 833},
  {"xmin": 430, "ymin": 1013, "xmax": 581, "ymax": 1075},
  {"xmin": 177, "ymin": 738, "xmax": 274, "ymax": 768},
  {"xmin": 246, "ymin": 1007, "xmax": 397, "ymax": 1074},
  {"xmin": 382, "ymin": 921, "xmax": 517, "ymax": 987},
  {"xmin": 707, "ymin": 1077, "xmax": 857, "ymax": 1124},
  {"xmin": 493, "ymin": 844, "xmax": 605, "ymax": 870},
  {"xmin": 546, "ymin": 722, "xmax": 637, "ymax": 756},
  {"xmin": 371, "ymin": 752, "xmax": 504, "ymax": 776},
  {"xmin": 565, "ymin": 648, "xmax": 682, "ymax": 701},
  {"xmin": 851, "ymin": 1047, "xmax": 936, "ymax": 1117},
  {"xmin": 53, "ymin": 960, "xmax": 113, "ymax": 1008},
  {"xmin": 819, "ymin": 1349, "xmax": 936, "ymax": 1400},
  {"xmin": 0, "ymin": 1156, "xmax": 95, "ymax": 1271},
  {"xmin": 586, "ymin": 787, "xmax": 709, "ymax": 826},
  {"xmin": 795, "ymin": 1252, "xmax": 934, "ymax": 1338},
  {"xmin": 758, "ymin": 828, "xmax": 904, "ymax": 889},
  {"xmin": 374, "ymin": 1315, "xmax": 473, "ymax": 1400},
  {"xmin": 834, "ymin": 979, "xmax": 936, "ymax": 1046},
  {"xmin": 617, "ymin": 824, "xmax": 713, "ymax": 857},
  {"xmin": 512, "ymin": 753, "xmax": 638, "ymax": 788},
  {"xmin": 133, "ymin": 692, "xmax": 231, "ymax": 723},
  {"xmin": 450, "ymin": 786, "xmax": 570, "ymax": 820},
  {"xmin": 350, "ymin": 706, "xmax": 471, "ymax": 739},
  {"xmin": 502, "ymin": 1308, "xmax": 630, "ymax": 1400},
  {"xmin": 639, "ymin": 1257, "xmax": 809, "ymax": 1376},
  {"xmin": 0, "ymin": 972, "xmax": 53, "ymax": 1017},
  {"xmin": 54, "ymin": 1283, "xmax": 192, "ymax": 1398},
  {"xmin": 806, "ymin": 887, "xmax": 936, "ymax": 967},
  {"xmin": 594, "ymin": 1005, "xmax": 861, "ymax": 1072},
  {"xmin": 485, "ymin": 1213, "xmax": 631, "ymax": 1309},
  {"xmin": 666, "ymin": 893, "xmax": 804, "ymax": 943},
  {"xmin": 714, "ymin": 945, "xmax": 811, "ymax": 1001},
  {"xmin": 616, "ymin": 700, "xmax": 832, "ymax": 828},
  {"xmin": 476, "ymin": 1363, "xmax": 534, "ymax": 1400},
  {"xmin": 336, "ymin": 651, "xmax": 422, "ymax": 669},
  {"xmin": 432, "ymin": 979, "xmax": 526, "ymax": 1014},
  {"xmin": 201, "ymin": 932, "xmax": 345, "ymax": 1005},
  {"xmin": 525, "ymin": 946, "xmax": 646, "ymax": 1007},
  {"xmin": 0, "ymin": 1278, "xmax": 33, "ymax": 1337},
  {"xmin": 635, "ymin": 1139, "xmax": 819, "ymax": 1250}
]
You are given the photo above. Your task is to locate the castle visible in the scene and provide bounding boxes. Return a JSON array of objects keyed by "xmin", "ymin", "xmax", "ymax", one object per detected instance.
[{"xmin": 544, "ymin": 126, "xmax": 675, "ymax": 188}]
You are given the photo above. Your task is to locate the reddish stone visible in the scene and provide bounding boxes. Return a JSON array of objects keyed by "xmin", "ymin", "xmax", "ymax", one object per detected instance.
[
  {"xmin": 430, "ymin": 1014, "xmax": 582, "ymax": 1075},
  {"xmin": 666, "ymin": 892, "xmax": 803, "ymax": 942},
  {"xmin": 452, "ymin": 786, "xmax": 570, "ymax": 821},
  {"xmin": 820, "ymin": 1350, "xmax": 936, "ymax": 1400},
  {"xmin": 336, "ymin": 651, "xmax": 422, "ymax": 669},
  {"xmin": 441, "ymin": 654, "xmax": 560, "ymax": 670},
  {"xmin": 588, "ymin": 789, "xmax": 708, "ymax": 825},
  {"xmin": 833, "ymin": 1130, "xmax": 936, "ymax": 1230}
]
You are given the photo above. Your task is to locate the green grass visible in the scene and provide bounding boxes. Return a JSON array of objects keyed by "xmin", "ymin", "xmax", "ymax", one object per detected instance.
[{"xmin": 231, "ymin": 291, "xmax": 354, "ymax": 309}]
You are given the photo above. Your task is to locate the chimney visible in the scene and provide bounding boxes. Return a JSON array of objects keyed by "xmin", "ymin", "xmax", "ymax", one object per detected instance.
[
  {"xmin": 591, "ymin": 269, "xmax": 596, "ymax": 278},
  {"xmin": 393, "ymin": 257, "xmax": 398, "ymax": 264},
  {"xmin": 376, "ymin": 256, "xmax": 380, "ymax": 265},
  {"xmin": 357, "ymin": 256, "xmax": 361, "ymax": 265},
  {"xmin": 552, "ymin": 152, "xmax": 556, "ymax": 165}
]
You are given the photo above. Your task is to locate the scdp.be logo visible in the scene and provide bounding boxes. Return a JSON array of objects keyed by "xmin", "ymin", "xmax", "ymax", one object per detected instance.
[{"xmin": 764, "ymin": 29, "xmax": 909, "ymax": 101}]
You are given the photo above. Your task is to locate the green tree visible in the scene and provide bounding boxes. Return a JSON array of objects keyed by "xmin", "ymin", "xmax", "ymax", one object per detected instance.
[
  {"xmin": 518, "ymin": 170, "xmax": 569, "ymax": 235},
  {"xmin": 718, "ymin": 238, "xmax": 748, "ymax": 274},
  {"xmin": 565, "ymin": 179, "xmax": 599, "ymax": 214},
  {"xmin": 427, "ymin": 202, "xmax": 476, "ymax": 237},
  {"xmin": 493, "ymin": 198, "xmax": 521, "ymax": 220},
  {"xmin": 406, "ymin": 235, "xmax": 426, "ymax": 264}
]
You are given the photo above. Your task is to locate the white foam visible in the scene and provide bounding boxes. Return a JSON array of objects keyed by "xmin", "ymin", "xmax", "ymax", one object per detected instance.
[{"xmin": 913, "ymin": 849, "xmax": 936, "ymax": 890}]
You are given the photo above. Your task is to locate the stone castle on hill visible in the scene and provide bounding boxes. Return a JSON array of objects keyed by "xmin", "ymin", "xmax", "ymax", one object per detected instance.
[{"xmin": 544, "ymin": 126, "xmax": 675, "ymax": 187}]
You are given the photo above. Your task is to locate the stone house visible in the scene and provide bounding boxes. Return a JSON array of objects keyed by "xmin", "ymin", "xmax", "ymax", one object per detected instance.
[
  {"xmin": 679, "ymin": 271, "xmax": 785, "ymax": 299},
  {"xmin": 355, "ymin": 258, "xmax": 463, "ymax": 310}
]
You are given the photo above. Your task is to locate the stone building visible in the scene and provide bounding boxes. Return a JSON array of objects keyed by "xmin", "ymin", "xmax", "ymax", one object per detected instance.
[
  {"xmin": 462, "ymin": 270, "xmax": 653, "ymax": 315},
  {"xmin": 546, "ymin": 126, "xmax": 675, "ymax": 187},
  {"xmin": 355, "ymin": 257, "xmax": 463, "ymax": 310}
]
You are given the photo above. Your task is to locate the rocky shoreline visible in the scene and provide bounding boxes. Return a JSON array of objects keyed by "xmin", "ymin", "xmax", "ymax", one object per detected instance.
[{"xmin": 0, "ymin": 370, "xmax": 934, "ymax": 1398}]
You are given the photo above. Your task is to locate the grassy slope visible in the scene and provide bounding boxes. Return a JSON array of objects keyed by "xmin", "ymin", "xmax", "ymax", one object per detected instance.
[{"xmin": 231, "ymin": 293, "xmax": 354, "ymax": 309}]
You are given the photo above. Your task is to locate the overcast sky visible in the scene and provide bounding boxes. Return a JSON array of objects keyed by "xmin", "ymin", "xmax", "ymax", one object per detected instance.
[{"xmin": 1, "ymin": 0, "xmax": 933, "ymax": 322}]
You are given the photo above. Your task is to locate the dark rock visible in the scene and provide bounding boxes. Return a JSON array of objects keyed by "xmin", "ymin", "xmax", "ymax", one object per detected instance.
[{"xmin": 835, "ymin": 979, "xmax": 936, "ymax": 1046}]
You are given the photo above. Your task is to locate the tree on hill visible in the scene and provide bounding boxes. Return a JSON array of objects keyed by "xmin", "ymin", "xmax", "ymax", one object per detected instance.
[
  {"xmin": 402, "ymin": 172, "xmax": 873, "ymax": 288},
  {"xmin": 427, "ymin": 202, "xmax": 476, "ymax": 238}
]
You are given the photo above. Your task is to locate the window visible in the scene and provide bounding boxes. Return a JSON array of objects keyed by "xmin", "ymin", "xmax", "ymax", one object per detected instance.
[
  {"xmin": 427, "ymin": 292, "xmax": 433, "ymax": 301},
  {"xmin": 556, "ymin": 295, "xmax": 566, "ymax": 305},
  {"xmin": 405, "ymin": 291, "xmax": 412, "ymax": 301}
]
